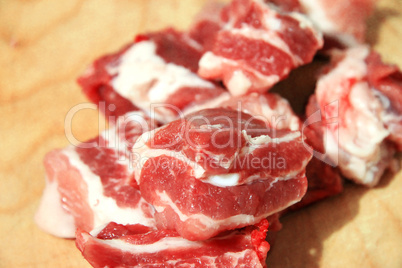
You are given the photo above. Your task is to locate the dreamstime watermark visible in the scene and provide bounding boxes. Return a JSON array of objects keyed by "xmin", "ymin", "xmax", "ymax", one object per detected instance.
[{"xmin": 63, "ymin": 100, "xmax": 340, "ymax": 170}]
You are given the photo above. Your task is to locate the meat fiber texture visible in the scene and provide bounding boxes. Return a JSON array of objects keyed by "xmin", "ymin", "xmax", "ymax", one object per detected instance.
[
  {"xmin": 307, "ymin": 46, "xmax": 402, "ymax": 186},
  {"xmin": 35, "ymin": 112, "xmax": 157, "ymax": 238},
  {"xmin": 78, "ymin": 28, "xmax": 230, "ymax": 124},
  {"xmin": 76, "ymin": 220, "xmax": 269, "ymax": 268},
  {"xmin": 132, "ymin": 108, "xmax": 311, "ymax": 241},
  {"xmin": 197, "ymin": 0, "xmax": 323, "ymax": 96}
]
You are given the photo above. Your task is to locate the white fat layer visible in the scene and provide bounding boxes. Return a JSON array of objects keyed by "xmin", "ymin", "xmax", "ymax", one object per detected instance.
[
  {"xmin": 93, "ymin": 230, "xmax": 252, "ymax": 259},
  {"xmin": 324, "ymin": 47, "xmax": 369, "ymax": 82},
  {"xmin": 324, "ymin": 128, "xmax": 340, "ymax": 166},
  {"xmin": 345, "ymin": 82, "xmax": 389, "ymax": 156},
  {"xmin": 34, "ymin": 178, "xmax": 76, "ymax": 238},
  {"xmin": 99, "ymin": 235, "xmax": 204, "ymax": 254},
  {"xmin": 198, "ymin": 52, "xmax": 223, "ymax": 76},
  {"xmin": 299, "ymin": 0, "xmax": 336, "ymax": 34},
  {"xmin": 318, "ymin": 48, "xmax": 387, "ymax": 158},
  {"xmin": 330, "ymin": 32, "xmax": 359, "ymax": 47},
  {"xmin": 89, "ymin": 222, "xmax": 110, "ymax": 236},
  {"xmin": 339, "ymin": 143, "xmax": 391, "ymax": 186},
  {"xmin": 249, "ymin": 131, "xmax": 301, "ymax": 145},
  {"xmin": 299, "ymin": 0, "xmax": 357, "ymax": 46},
  {"xmin": 289, "ymin": 12, "xmax": 315, "ymax": 30},
  {"xmin": 206, "ymin": 173, "xmax": 241, "ymax": 187},
  {"xmin": 242, "ymin": 130, "xmax": 301, "ymax": 155},
  {"xmin": 265, "ymin": 16, "xmax": 282, "ymax": 31},
  {"xmin": 110, "ymin": 41, "xmax": 215, "ymax": 122},
  {"xmin": 227, "ymin": 70, "xmax": 252, "ymax": 96},
  {"xmin": 317, "ymin": 47, "xmax": 393, "ymax": 185},
  {"xmin": 62, "ymin": 148, "xmax": 155, "ymax": 228}
]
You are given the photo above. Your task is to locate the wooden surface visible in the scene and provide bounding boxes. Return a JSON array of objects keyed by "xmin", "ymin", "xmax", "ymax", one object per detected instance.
[{"xmin": 1, "ymin": 0, "xmax": 402, "ymax": 267}]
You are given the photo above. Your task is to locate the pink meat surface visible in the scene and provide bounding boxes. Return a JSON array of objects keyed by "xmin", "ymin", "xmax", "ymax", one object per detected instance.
[
  {"xmin": 310, "ymin": 46, "xmax": 401, "ymax": 186},
  {"xmin": 76, "ymin": 220, "xmax": 269, "ymax": 268},
  {"xmin": 132, "ymin": 108, "xmax": 311, "ymax": 241},
  {"xmin": 78, "ymin": 28, "xmax": 229, "ymax": 123},
  {"xmin": 198, "ymin": 0, "xmax": 323, "ymax": 96},
  {"xmin": 298, "ymin": 0, "xmax": 375, "ymax": 47},
  {"xmin": 35, "ymin": 112, "xmax": 156, "ymax": 237}
]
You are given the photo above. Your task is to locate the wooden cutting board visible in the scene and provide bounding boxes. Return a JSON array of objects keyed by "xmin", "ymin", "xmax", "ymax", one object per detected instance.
[{"xmin": 1, "ymin": 0, "xmax": 401, "ymax": 267}]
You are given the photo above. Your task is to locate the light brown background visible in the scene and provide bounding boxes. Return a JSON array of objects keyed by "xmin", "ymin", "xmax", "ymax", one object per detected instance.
[{"xmin": 0, "ymin": 0, "xmax": 401, "ymax": 267}]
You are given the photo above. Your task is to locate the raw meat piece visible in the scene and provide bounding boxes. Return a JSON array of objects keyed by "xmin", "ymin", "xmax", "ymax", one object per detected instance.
[
  {"xmin": 298, "ymin": 0, "xmax": 375, "ymax": 47},
  {"xmin": 35, "ymin": 112, "xmax": 156, "ymax": 238},
  {"xmin": 310, "ymin": 46, "xmax": 401, "ymax": 186},
  {"xmin": 220, "ymin": 92, "xmax": 343, "ymax": 210},
  {"xmin": 78, "ymin": 28, "xmax": 229, "ymax": 123},
  {"xmin": 132, "ymin": 108, "xmax": 311, "ymax": 240},
  {"xmin": 76, "ymin": 220, "xmax": 269, "ymax": 268},
  {"xmin": 198, "ymin": 0, "xmax": 323, "ymax": 95}
]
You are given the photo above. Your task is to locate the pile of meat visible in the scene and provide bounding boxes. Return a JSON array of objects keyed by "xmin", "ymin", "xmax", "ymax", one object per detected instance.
[{"xmin": 35, "ymin": 0, "xmax": 402, "ymax": 267}]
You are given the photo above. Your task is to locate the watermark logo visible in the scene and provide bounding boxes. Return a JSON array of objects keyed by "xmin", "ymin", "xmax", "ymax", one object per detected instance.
[{"xmin": 64, "ymin": 101, "xmax": 340, "ymax": 171}]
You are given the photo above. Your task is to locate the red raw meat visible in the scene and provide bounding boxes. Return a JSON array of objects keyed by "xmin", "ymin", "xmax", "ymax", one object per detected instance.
[
  {"xmin": 78, "ymin": 28, "xmax": 229, "ymax": 123},
  {"xmin": 198, "ymin": 0, "xmax": 323, "ymax": 95},
  {"xmin": 132, "ymin": 108, "xmax": 311, "ymax": 241},
  {"xmin": 76, "ymin": 220, "xmax": 270, "ymax": 268},
  {"xmin": 35, "ymin": 112, "xmax": 157, "ymax": 237},
  {"xmin": 309, "ymin": 46, "xmax": 400, "ymax": 186}
]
